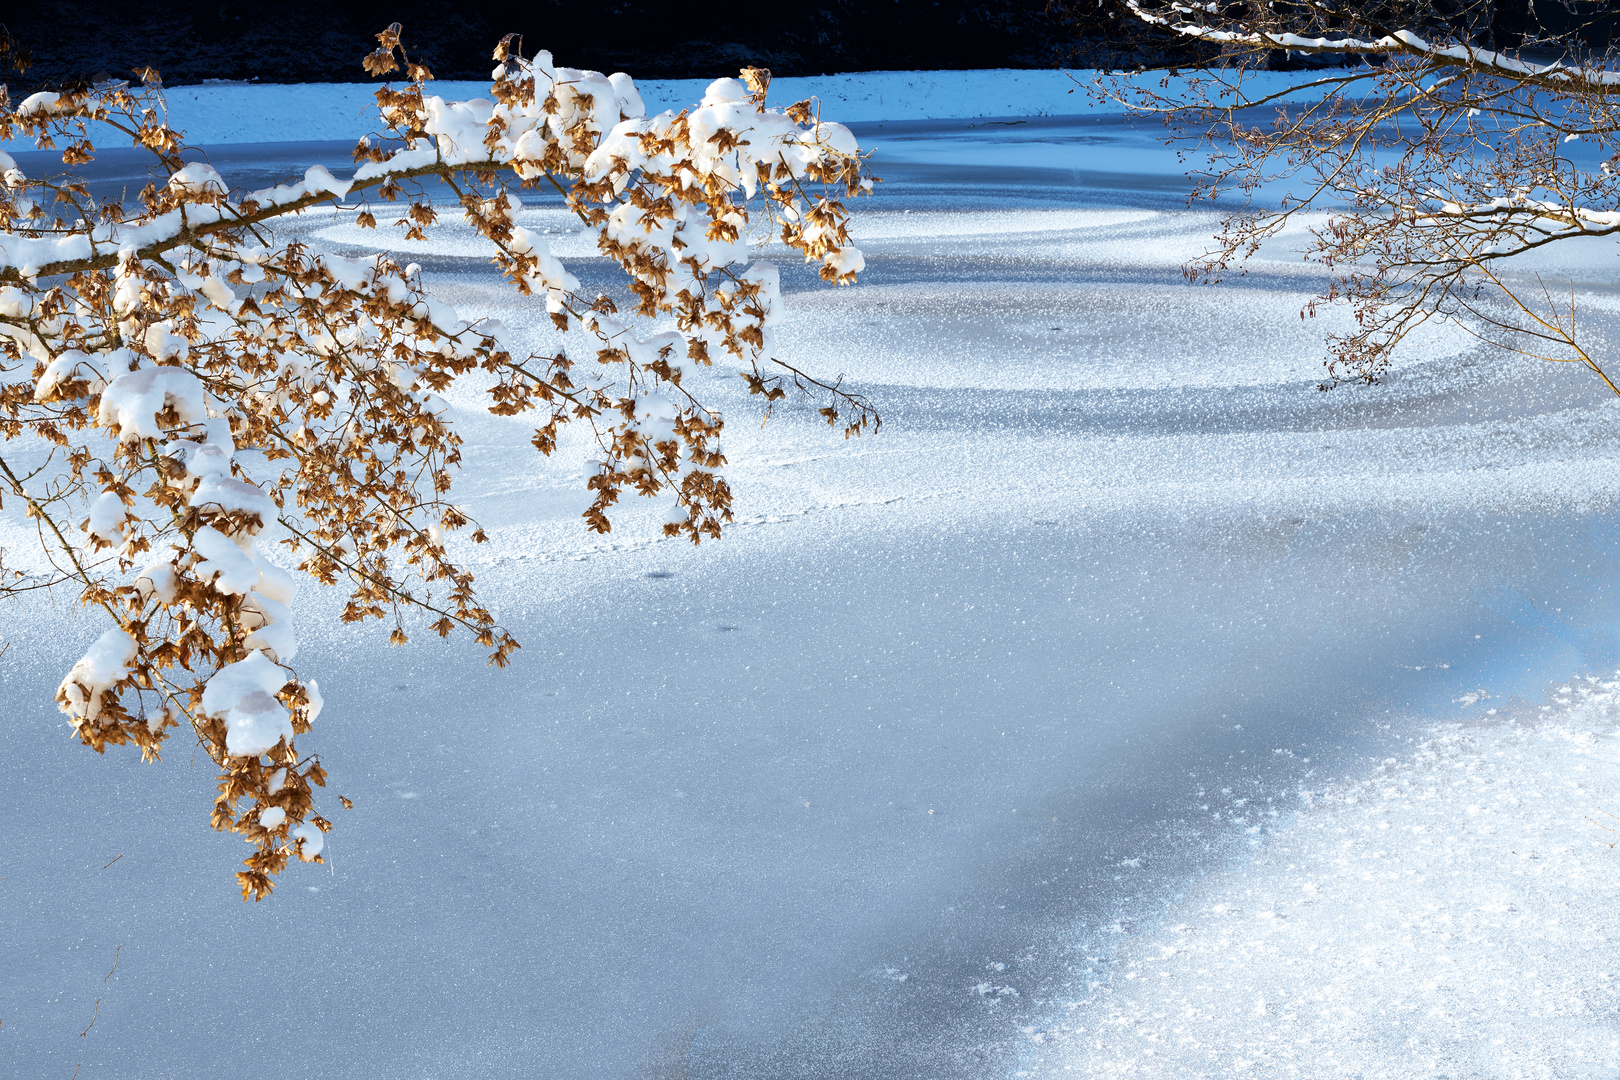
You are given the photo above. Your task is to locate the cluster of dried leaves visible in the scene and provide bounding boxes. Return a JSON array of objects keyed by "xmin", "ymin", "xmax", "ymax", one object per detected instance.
[
  {"xmin": 1095, "ymin": 0, "xmax": 1620, "ymax": 394},
  {"xmin": 0, "ymin": 24, "xmax": 875, "ymax": 899}
]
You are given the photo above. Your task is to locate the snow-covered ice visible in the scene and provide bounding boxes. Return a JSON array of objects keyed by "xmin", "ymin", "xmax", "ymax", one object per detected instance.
[
  {"xmin": 1025, "ymin": 685, "xmax": 1620, "ymax": 1078},
  {"xmin": 0, "ymin": 69, "xmax": 1326, "ymax": 152},
  {"xmin": 5, "ymin": 75, "xmax": 1620, "ymax": 1079}
]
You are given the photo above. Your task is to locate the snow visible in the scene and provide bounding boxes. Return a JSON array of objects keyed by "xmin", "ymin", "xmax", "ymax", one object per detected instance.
[
  {"xmin": 163, "ymin": 436, "xmax": 232, "ymax": 481},
  {"xmin": 1027, "ymin": 683, "xmax": 1620, "ymax": 1078},
  {"xmin": 84, "ymin": 491, "xmax": 127, "ymax": 544},
  {"xmin": 6, "ymin": 77, "xmax": 1620, "ymax": 1080},
  {"xmin": 241, "ymin": 588, "xmax": 297, "ymax": 664},
  {"xmin": 134, "ymin": 548, "xmax": 181, "ymax": 605},
  {"xmin": 34, "ymin": 348, "xmax": 116, "ymax": 401},
  {"xmin": 96, "ymin": 366, "xmax": 206, "ymax": 442},
  {"xmin": 15, "ymin": 92, "xmax": 62, "ymax": 117},
  {"xmin": 167, "ymin": 162, "xmax": 226, "ymax": 194},
  {"xmin": 187, "ymin": 475, "xmax": 277, "ymax": 526},
  {"xmin": 199, "ymin": 649, "xmax": 294, "ymax": 757},
  {"xmin": 291, "ymin": 821, "xmax": 325, "ymax": 861},
  {"xmin": 190, "ymin": 527, "xmax": 263, "ymax": 595},
  {"xmin": 53, "ymin": 628, "xmax": 136, "ymax": 723},
  {"xmin": 302, "ymin": 678, "xmax": 324, "ymax": 725}
]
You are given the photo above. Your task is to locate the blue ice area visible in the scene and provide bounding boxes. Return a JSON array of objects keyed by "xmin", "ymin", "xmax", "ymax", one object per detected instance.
[{"xmin": 5, "ymin": 97, "xmax": 1620, "ymax": 1079}]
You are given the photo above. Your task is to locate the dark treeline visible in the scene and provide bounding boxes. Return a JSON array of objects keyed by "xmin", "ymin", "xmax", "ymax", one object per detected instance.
[
  {"xmin": 2, "ymin": 0, "xmax": 1065, "ymax": 86},
  {"xmin": 4, "ymin": 2, "xmax": 1616, "ymax": 89}
]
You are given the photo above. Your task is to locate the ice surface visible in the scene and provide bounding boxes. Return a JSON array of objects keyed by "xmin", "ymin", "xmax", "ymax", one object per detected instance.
[
  {"xmin": 0, "ymin": 70, "xmax": 1325, "ymax": 153},
  {"xmin": 6, "ymin": 84, "xmax": 1620, "ymax": 1080}
]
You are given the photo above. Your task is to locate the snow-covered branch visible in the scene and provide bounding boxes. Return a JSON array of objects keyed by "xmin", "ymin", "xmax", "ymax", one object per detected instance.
[
  {"xmin": 1092, "ymin": 0, "xmax": 1620, "ymax": 392},
  {"xmin": 0, "ymin": 25, "xmax": 877, "ymax": 900}
]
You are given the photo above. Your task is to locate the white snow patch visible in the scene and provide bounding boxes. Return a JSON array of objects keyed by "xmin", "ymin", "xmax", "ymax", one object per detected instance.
[{"xmin": 1029, "ymin": 678, "xmax": 1620, "ymax": 1078}]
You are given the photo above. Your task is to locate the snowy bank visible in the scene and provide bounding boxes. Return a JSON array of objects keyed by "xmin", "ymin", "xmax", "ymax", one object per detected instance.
[
  {"xmin": 1030, "ymin": 678, "xmax": 1620, "ymax": 1079},
  {"xmin": 2, "ymin": 69, "xmax": 1326, "ymax": 151}
]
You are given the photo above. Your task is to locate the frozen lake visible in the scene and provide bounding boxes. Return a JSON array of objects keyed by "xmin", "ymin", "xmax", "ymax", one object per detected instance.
[{"xmin": 4, "ymin": 107, "xmax": 1620, "ymax": 1078}]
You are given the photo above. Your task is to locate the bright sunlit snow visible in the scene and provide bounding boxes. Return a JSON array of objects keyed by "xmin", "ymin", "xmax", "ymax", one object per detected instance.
[
  {"xmin": 5, "ymin": 72, "xmax": 1620, "ymax": 1080},
  {"xmin": 1026, "ymin": 683, "xmax": 1620, "ymax": 1078}
]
